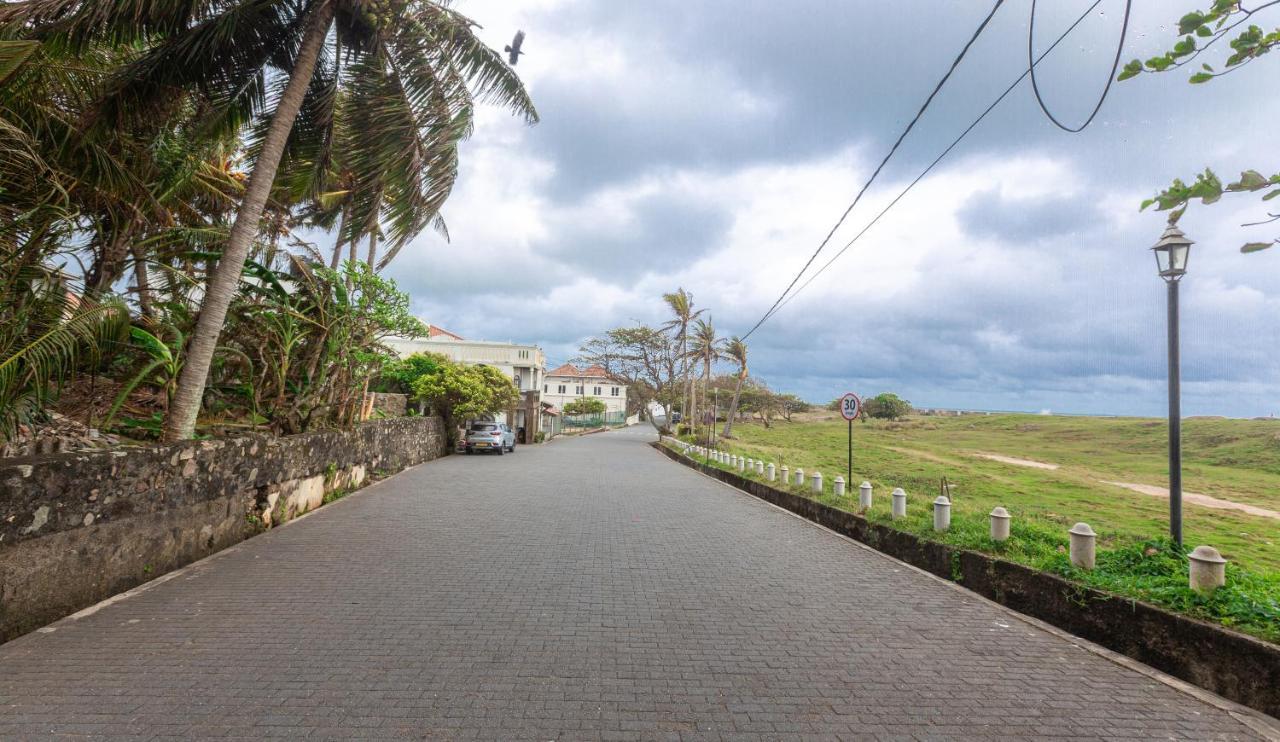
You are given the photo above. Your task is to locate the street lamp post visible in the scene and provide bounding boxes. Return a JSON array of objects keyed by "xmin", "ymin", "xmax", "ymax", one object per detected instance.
[{"xmin": 1151, "ymin": 224, "xmax": 1194, "ymax": 548}]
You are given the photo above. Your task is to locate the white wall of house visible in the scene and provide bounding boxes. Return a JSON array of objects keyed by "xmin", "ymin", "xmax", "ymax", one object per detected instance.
[
  {"xmin": 542, "ymin": 374, "xmax": 627, "ymax": 415},
  {"xmin": 388, "ymin": 337, "xmax": 546, "ymax": 395}
]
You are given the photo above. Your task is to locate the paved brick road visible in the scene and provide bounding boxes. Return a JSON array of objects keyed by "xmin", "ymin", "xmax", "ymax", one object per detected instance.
[{"xmin": 0, "ymin": 428, "xmax": 1269, "ymax": 740}]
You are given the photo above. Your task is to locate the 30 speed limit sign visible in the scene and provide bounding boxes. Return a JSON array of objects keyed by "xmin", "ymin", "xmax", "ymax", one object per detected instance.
[{"xmin": 839, "ymin": 392, "xmax": 862, "ymax": 421}]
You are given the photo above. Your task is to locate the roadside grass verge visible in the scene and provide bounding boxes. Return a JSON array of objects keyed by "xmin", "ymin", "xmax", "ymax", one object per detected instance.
[{"xmin": 664, "ymin": 437, "xmax": 1280, "ymax": 644}]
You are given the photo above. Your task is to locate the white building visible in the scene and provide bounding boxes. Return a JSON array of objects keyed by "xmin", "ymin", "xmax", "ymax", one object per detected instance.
[
  {"xmin": 543, "ymin": 363, "xmax": 628, "ymax": 416},
  {"xmin": 389, "ymin": 325, "xmax": 550, "ymax": 439}
]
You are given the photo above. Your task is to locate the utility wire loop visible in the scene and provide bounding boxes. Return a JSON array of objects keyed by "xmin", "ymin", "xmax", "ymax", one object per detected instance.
[
  {"xmin": 765, "ymin": 0, "xmax": 1104, "ymax": 322},
  {"xmin": 1027, "ymin": 0, "xmax": 1132, "ymax": 133}
]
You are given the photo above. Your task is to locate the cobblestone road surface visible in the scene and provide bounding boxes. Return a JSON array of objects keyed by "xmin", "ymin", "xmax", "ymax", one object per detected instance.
[{"xmin": 0, "ymin": 427, "xmax": 1269, "ymax": 740}]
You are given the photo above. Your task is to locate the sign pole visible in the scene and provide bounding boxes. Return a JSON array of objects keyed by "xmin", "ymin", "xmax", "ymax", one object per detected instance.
[{"xmin": 839, "ymin": 392, "xmax": 861, "ymax": 486}]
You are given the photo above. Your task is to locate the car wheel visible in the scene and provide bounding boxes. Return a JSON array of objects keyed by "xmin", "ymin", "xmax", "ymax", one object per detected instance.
[
  {"xmin": 465, "ymin": 448, "xmax": 472, "ymax": 455},
  {"xmin": 495, "ymin": 446, "xmax": 504, "ymax": 456},
  {"xmin": 509, "ymin": 443, "xmax": 516, "ymax": 453}
]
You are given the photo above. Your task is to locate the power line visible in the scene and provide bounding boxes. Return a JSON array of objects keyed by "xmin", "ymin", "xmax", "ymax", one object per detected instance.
[
  {"xmin": 739, "ymin": 0, "xmax": 1006, "ymax": 342},
  {"xmin": 750, "ymin": 0, "xmax": 1106, "ymax": 330},
  {"xmin": 1027, "ymin": 0, "xmax": 1132, "ymax": 133}
]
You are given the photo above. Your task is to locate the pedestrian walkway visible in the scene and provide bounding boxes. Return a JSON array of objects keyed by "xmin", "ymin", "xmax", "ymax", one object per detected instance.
[{"xmin": 0, "ymin": 428, "xmax": 1269, "ymax": 739}]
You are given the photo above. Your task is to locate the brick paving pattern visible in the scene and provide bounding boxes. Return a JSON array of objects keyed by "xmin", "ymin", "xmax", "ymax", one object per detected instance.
[{"xmin": 0, "ymin": 427, "xmax": 1266, "ymax": 739}]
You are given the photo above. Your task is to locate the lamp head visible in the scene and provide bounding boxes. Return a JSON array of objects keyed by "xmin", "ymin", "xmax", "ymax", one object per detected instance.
[{"xmin": 1151, "ymin": 224, "xmax": 1193, "ymax": 280}]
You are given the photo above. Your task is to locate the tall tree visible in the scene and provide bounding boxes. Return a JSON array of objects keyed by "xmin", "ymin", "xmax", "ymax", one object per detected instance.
[
  {"xmin": 577, "ymin": 325, "xmax": 678, "ymax": 433},
  {"xmin": 661, "ymin": 288, "xmax": 702, "ymax": 430},
  {"xmin": 5, "ymin": 0, "xmax": 538, "ymax": 441},
  {"xmin": 720, "ymin": 336, "xmax": 748, "ymax": 439},
  {"xmin": 688, "ymin": 317, "xmax": 723, "ymax": 442}
]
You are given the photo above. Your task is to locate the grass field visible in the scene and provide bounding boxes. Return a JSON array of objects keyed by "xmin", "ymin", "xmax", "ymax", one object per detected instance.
[{"xmin": 685, "ymin": 413, "xmax": 1280, "ymax": 642}]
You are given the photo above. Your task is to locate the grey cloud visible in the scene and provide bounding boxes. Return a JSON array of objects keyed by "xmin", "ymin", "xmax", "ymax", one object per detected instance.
[{"xmin": 541, "ymin": 192, "xmax": 731, "ymax": 281}]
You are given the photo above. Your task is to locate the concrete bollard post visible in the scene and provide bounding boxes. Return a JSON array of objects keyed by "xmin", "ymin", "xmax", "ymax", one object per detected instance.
[
  {"xmin": 932, "ymin": 495, "xmax": 951, "ymax": 532},
  {"xmin": 833, "ymin": 476, "xmax": 846, "ymax": 496},
  {"xmin": 1188, "ymin": 546, "xmax": 1227, "ymax": 593},
  {"xmin": 989, "ymin": 507, "xmax": 1011, "ymax": 542},
  {"xmin": 794, "ymin": 468, "xmax": 804, "ymax": 487},
  {"xmin": 859, "ymin": 481, "xmax": 873, "ymax": 510},
  {"xmin": 1068, "ymin": 523, "xmax": 1096, "ymax": 570},
  {"xmin": 738, "ymin": 456, "xmax": 746, "ymax": 472},
  {"xmin": 811, "ymin": 471, "xmax": 823, "ymax": 494},
  {"xmin": 781, "ymin": 465, "xmax": 789, "ymax": 484},
  {"xmin": 891, "ymin": 488, "xmax": 907, "ymax": 519},
  {"xmin": 756, "ymin": 460, "xmax": 764, "ymax": 475},
  {"xmin": 767, "ymin": 463, "xmax": 777, "ymax": 482}
]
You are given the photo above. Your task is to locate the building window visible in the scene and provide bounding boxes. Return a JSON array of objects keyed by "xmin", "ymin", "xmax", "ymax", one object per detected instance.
[
  {"xmin": 593, "ymin": 386, "xmax": 601, "ymax": 395},
  {"xmin": 557, "ymin": 385, "xmax": 566, "ymax": 394},
  {"xmin": 514, "ymin": 373, "xmax": 522, "ymax": 389},
  {"xmin": 611, "ymin": 387, "xmax": 620, "ymax": 396},
  {"xmin": 543, "ymin": 384, "xmax": 548, "ymax": 393}
]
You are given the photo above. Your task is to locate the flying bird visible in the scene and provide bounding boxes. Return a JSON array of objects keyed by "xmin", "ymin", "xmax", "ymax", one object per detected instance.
[{"xmin": 505, "ymin": 30, "xmax": 525, "ymax": 65}]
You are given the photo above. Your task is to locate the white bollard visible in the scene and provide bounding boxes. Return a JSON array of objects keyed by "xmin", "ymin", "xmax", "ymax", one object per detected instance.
[
  {"xmin": 794, "ymin": 468, "xmax": 804, "ymax": 487},
  {"xmin": 989, "ymin": 507, "xmax": 1011, "ymax": 542},
  {"xmin": 811, "ymin": 471, "xmax": 823, "ymax": 494},
  {"xmin": 1068, "ymin": 523, "xmax": 1096, "ymax": 570},
  {"xmin": 891, "ymin": 488, "xmax": 907, "ymax": 519},
  {"xmin": 767, "ymin": 463, "xmax": 777, "ymax": 482},
  {"xmin": 780, "ymin": 465, "xmax": 789, "ymax": 483},
  {"xmin": 833, "ymin": 476, "xmax": 846, "ymax": 496},
  {"xmin": 756, "ymin": 460, "xmax": 764, "ymax": 476},
  {"xmin": 933, "ymin": 495, "xmax": 951, "ymax": 532},
  {"xmin": 1188, "ymin": 546, "xmax": 1227, "ymax": 593},
  {"xmin": 738, "ymin": 456, "xmax": 746, "ymax": 472},
  {"xmin": 859, "ymin": 481, "xmax": 873, "ymax": 510}
]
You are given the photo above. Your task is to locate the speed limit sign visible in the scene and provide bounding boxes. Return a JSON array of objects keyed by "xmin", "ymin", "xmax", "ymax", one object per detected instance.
[{"xmin": 839, "ymin": 392, "xmax": 861, "ymax": 421}]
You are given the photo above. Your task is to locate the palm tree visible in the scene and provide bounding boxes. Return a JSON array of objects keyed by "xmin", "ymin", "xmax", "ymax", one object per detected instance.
[
  {"xmin": 721, "ymin": 336, "xmax": 748, "ymax": 439},
  {"xmin": 661, "ymin": 288, "xmax": 702, "ymax": 432},
  {"xmin": 687, "ymin": 317, "xmax": 723, "ymax": 443},
  {"xmin": 5, "ymin": 0, "xmax": 538, "ymax": 441}
]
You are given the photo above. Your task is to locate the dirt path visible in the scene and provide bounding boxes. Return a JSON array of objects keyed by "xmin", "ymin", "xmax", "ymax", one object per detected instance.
[
  {"xmin": 891, "ymin": 447, "xmax": 1280, "ymax": 522},
  {"xmin": 973, "ymin": 453, "xmax": 1059, "ymax": 470},
  {"xmin": 1100, "ymin": 481, "xmax": 1280, "ymax": 521}
]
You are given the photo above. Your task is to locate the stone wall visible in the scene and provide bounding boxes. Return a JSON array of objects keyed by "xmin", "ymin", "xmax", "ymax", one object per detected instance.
[{"xmin": 0, "ymin": 416, "xmax": 446, "ymax": 642}]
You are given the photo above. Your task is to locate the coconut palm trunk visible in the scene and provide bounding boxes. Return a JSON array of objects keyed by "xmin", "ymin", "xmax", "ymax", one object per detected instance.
[
  {"xmin": 721, "ymin": 336, "xmax": 747, "ymax": 439},
  {"xmin": 162, "ymin": 1, "xmax": 336, "ymax": 442}
]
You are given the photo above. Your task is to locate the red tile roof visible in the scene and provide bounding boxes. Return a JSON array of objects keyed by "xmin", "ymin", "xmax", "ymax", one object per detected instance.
[
  {"xmin": 547, "ymin": 363, "xmax": 612, "ymax": 379},
  {"xmin": 428, "ymin": 325, "xmax": 465, "ymax": 341}
]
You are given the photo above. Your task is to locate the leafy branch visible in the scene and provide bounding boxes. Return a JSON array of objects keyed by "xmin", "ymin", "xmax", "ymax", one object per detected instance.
[{"xmin": 1120, "ymin": 1, "xmax": 1280, "ymax": 252}]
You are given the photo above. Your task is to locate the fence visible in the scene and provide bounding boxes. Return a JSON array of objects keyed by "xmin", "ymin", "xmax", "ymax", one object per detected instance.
[{"xmin": 563, "ymin": 411, "xmax": 628, "ymax": 429}]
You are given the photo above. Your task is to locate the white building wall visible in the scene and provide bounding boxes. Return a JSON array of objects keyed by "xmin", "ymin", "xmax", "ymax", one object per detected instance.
[
  {"xmin": 389, "ymin": 337, "xmax": 545, "ymax": 394},
  {"xmin": 542, "ymin": 374, "xmax": 627, "ymax": 414}
]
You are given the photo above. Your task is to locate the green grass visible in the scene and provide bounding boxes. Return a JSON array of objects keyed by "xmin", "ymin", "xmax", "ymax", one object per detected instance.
[{"xmin": 668, "ymin": 413, "xmax": 1280, "ymax": 643}]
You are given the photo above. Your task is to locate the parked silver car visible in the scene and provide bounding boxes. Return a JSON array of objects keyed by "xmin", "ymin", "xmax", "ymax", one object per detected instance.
[{"xmin": 464, "ymin": 422, "xmax": 516, "ymax": 455}]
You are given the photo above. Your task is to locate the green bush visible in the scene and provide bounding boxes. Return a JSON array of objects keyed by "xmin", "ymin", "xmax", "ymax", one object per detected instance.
[
  {"xmin": 563, "ymin": 397, "xmax": 606, "ymax": 415},
  {"xmin": 864, "ymin": 392, "xmax": 912, "ymax": 420}
]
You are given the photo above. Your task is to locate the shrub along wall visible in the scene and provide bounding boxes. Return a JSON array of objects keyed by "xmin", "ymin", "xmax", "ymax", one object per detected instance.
[
  {"xmin": 0, "ymin": 416, "xmax": 446, "ymax": 642},
  {"xmin": 653, "ymin": 441, "xmax": 1280, "ymax": 720}
]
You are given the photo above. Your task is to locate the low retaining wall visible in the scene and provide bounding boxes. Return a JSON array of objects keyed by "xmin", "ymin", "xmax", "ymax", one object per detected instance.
[
  {"xmin": 0, "ymin": 417, "xmax": 447, "ymax": 642},
  {"xmin": 653, "ymin": 442, "xmax": 1280, "ymax": 720}
]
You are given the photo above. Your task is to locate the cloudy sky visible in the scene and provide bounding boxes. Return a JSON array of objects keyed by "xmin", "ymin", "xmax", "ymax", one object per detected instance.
[{"xmin": 369, "ymin": 0, "xmax": 1280, "ymax": 417}]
